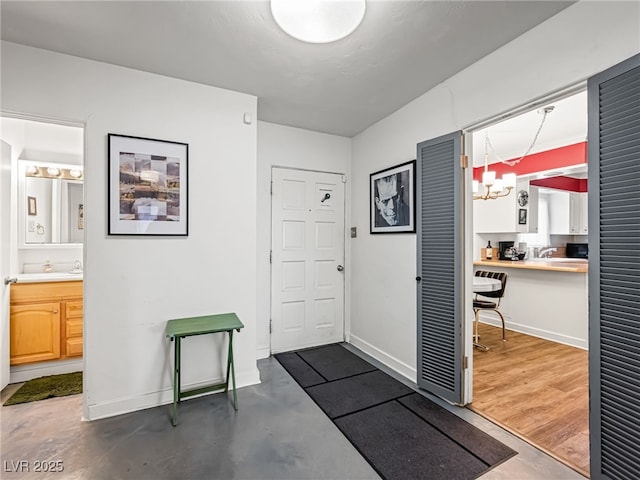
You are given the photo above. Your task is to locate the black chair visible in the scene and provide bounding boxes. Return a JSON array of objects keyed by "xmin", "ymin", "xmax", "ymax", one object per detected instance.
[{"xmin": 473, "ymin": 270, "xmax": 508, "ymax": 345}]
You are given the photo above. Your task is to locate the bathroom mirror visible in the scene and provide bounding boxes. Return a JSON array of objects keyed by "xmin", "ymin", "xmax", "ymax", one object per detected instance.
[{"xmin": 21, "ymin": 161, "xmax": 84, "ymax": 245}]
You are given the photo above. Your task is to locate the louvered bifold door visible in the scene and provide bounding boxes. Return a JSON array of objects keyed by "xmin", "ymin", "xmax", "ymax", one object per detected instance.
[
  {"xmin": 588, "ymin": 53, "xmax": 640, "ymax": 480},
  {"xmin": 416, "ymin": 131, "xmax": 463, "ymax": 404}
]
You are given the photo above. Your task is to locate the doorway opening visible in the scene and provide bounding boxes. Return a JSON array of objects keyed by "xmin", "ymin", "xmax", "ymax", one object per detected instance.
[
  {"xmin": 467, "ymin": 90, "xmax": 590, "ymax": 477},
  {"xmin": 0, "ymin": 115, "xmax": 85, "ymax": 406}
]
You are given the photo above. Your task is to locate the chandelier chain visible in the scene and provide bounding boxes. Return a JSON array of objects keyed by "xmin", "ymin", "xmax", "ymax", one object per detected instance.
[{"xmin": 486, "ymin": 107, "xmax": 552, "ymax": 167}]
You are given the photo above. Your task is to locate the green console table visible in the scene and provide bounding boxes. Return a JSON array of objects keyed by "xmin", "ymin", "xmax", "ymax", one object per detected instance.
[{"xmin": 165, "ymin": 312, "xmax": 244, "ymax": 426}]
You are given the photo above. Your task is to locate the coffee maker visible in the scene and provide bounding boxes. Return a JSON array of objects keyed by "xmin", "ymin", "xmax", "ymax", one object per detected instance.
[{"xmin": 498, "ymin": 241, "xmax": 515, "ymax": 260}]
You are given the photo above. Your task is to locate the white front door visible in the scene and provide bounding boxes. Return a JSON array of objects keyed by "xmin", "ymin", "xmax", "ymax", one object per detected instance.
[
  {"xmin": 271, "ymin": 167, "xmax": 345, "ymax": 353},
  {"xmin": 1, "ymin": 141, "xmax": 12, "ymax": 390}
]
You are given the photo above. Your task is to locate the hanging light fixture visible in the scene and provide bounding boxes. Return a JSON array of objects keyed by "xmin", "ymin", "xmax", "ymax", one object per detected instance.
[
  {"xmin": 473, "ymin": 105, "xmax": 555, "ymax": 200},
  {"xmin": 271, "ymin": 0, "xmax": 366, "ymax": 44},
  {"xmin": 473, "ymin": 133, "xmax": 516, "ymax": 200}
]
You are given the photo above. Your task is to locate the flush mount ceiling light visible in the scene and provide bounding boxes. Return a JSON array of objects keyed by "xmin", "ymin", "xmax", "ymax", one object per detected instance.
[{"xmin": 271, "ymin": 0, "xmax": 366, "ymax": 44}]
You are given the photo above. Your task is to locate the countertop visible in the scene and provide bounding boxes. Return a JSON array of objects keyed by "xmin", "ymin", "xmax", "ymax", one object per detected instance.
[
  {"xmin": 474, "ymin": 259, "xmax": 588, "ymax": 273},
  {"xmin": 15, "ymin": 272, "xmax": 84, "ymax": 283}
]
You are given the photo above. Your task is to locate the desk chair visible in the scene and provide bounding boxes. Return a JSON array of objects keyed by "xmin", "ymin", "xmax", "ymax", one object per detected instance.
[{"xmin": 473, "ymin": 270, "xmax": 508, "ymax": 344}]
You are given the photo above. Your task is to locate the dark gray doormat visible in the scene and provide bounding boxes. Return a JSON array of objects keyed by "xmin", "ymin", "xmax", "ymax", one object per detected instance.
[{"xmin": 275, "ymin": 344, "xmax": 516, "ymax": 480}]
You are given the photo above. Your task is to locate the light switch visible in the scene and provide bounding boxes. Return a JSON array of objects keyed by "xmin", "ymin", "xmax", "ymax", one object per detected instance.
[
  {"xmin": 350, "ymin": 227, "xmax": 357, "ymax": 238},
  {"xmin": 28, "ymin": 220, "xmax": 35, "ymax": 232}
]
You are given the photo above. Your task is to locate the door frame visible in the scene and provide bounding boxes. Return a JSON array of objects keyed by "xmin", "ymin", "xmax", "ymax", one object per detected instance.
[
  {"xmin": 1, "ymin": 140, "xmax": 13, "ymax": 391},
  {"xmin": 0, "ymin": 111, "xmax": 86, "ymax": 392},
  {"xmin": 269, "ymin": 166, "xmax": 348, "ymax": 354},
  {"xmin": 460, "ymin": 82, "xmax": 587, "ymax": 404}
]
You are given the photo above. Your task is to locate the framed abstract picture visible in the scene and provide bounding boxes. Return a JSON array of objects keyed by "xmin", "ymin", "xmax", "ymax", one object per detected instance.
[
  {"xmin": 370, "ymin": 160, "xmax": 416, "ymax": 234},
  {"xmin": 108, "ymin": 134, "xmax": 188, "ymax": 235}
]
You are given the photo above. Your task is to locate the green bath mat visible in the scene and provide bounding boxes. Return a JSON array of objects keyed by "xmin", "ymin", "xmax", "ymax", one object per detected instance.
[{"xmin": 3, "ymin": 371, "xmax": 82, "ymax": 406}]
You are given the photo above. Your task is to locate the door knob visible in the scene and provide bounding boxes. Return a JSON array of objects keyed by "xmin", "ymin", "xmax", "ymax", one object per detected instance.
[
  {"xmin": 337, "ymin": 265, "xmax": 344, "ymax": 272},
  {"xmin": 4, "ymin": 277, "xmax": 17, "ymax": 285}
]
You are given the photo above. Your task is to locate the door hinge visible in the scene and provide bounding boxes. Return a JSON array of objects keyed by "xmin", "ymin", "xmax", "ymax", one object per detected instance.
[
  {"xmin": 270, "ymin": 181, "xmax": 273, "ymax": 195},
  {"xmin": 269, "ymin": 250, "xmax": 272, "ymax": 264},
  {"xmin": 460, "ymin": 154, "xmax": 469, "ymax": 169},
  {"xmin": 269, "ymin": 319, "xmax": 272, "ymax": 334},
  {"xmin": 463, "ymin": 356, "xmax": 469, "ymax": 370},
  {"xmin": 342, "ymin": 175, "xmax": 347, "ymax": 183}
]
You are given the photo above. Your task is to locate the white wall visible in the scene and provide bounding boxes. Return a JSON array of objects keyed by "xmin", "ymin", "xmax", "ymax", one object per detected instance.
[
  {"xmin": 350, "ymin": 1, "xmax": 640, "ymax": 381},
  {"xmin": 256, "ymin": 121, "xmax": 351, "ymax": 358},
  {"xmin": 1, "ymin": 42, "xmax": 260, "ymax": 419}
]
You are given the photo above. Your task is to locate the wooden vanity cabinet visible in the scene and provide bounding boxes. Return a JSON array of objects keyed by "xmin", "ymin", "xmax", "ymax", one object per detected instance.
[{"xmin": 9, "ymin": 281, "xmax": 83, "ymax": 365}]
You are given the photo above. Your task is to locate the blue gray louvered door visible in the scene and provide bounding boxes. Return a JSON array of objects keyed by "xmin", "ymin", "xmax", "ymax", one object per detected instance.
[
  {"xmin": 416, "ymin": 131, "xmax": 463, "ymax": 404},
  {"xmin": 588, "ymin": 52, "xmax": 640, "ymax": 480}
]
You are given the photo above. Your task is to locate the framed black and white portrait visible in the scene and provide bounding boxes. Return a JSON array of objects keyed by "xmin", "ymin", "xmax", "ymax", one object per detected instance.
[
  {"xmin": 370, "ymin": 160, "xmax": 416, "ymax": 234},
  {"xmin": 108, "ymin": 133, "xmax": 189, "ymax": 236},
  {"xmin": 518, "ymin": 208, "xmax": 527, "ymax": 225}
]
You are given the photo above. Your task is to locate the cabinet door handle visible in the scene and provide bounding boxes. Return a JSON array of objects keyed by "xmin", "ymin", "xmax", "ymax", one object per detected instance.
[{"xmin": 53, "ymin": 310, "xmax": 58, "ymax": 314}]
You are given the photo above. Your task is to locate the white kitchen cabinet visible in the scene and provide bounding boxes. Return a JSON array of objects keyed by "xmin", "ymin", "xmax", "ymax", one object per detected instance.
[
  {"xmin": 548, "ymin": 190, "xmax": 588, "ymax": 235},
  {"xmin": 570, "ymin": 192, "xmax": 588, "ymax": 234},
  {"xmin": 474, "ymin": 181, "xmax": 538, "ymax": 233}
]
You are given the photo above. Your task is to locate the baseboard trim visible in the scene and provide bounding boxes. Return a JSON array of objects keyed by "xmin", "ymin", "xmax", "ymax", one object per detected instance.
[
  {"xmin": 477, "ymin": 315, "xmax": 587, "ymax": 350},
  {"xmin": 256, "ymin": 345, "xmax": 270, "ymax": 360},
  {"xmin": 86, "ymin": 368, "xmax": 261, "ymax": 421},
  {"xmin": 10, "ymin": 358, "xmax": 84, "ymax": 384},
  {"xmin": 348, "ymin": 334, "xmax": 416, "ymax": 383}
]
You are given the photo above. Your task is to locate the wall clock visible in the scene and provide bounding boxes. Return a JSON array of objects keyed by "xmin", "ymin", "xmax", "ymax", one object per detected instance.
[{"xmin": 517, "ymin": 190, "xmax": 529, "ymax": 207}]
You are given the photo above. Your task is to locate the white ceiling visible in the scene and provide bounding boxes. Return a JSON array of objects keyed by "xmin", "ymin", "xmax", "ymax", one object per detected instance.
[
  {"xmin": 472, "ymin": 90, "xmax": 587, "ymax": 168},
  {"xmin": 0, "ymin": 0, "xmax": 574, "ymax": 137}
]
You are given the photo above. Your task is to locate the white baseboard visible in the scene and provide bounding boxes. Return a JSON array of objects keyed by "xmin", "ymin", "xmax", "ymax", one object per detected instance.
[
  {"xmin": 348, "ymin": 334, "xmax": 416, "ymax": 382},
  {"xmin": 478, "ymin": 315, "xmax": 588, "ymax": 350},
  {"xmin": 10, "ymin": 358, "xmax": 84, "ymax": 384},
  {"xmin": 86, "ymin": 367, "xmax": 261, "ymax": 421},
  {"xmin": 256, "ymin": 345, "xmax": 270, "ymax": 360}
]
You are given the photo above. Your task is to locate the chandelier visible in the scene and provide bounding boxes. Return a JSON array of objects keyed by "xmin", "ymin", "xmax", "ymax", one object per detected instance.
[
  {"xmin": 473, "ymin": 105, "xmax": 554, "ymax": 200},
  {"xmin": 473, "ymin": 133, "xmax": 516, "ymax": 200}
]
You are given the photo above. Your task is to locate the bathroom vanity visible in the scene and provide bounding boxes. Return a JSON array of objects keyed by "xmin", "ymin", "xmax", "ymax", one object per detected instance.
[{"xmin": 10, "ymin": 278, "xmax": 83, "ymax": 365}]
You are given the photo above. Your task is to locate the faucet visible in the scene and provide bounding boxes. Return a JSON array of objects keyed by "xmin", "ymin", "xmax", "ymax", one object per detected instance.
[{"xmin": 538, "ymin": 247, "xmax": 557, "ymax": 258}]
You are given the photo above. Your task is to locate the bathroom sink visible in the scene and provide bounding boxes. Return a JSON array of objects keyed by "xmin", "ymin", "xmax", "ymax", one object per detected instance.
[{"xmin": 16, "ymin": 272, "xmax": 83, "ymax": 283}]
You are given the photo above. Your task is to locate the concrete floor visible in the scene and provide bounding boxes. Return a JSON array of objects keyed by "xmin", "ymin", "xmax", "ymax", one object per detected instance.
[{"xmin": 1, "ymin": 353, "xmax": 586, "ymax": 479}]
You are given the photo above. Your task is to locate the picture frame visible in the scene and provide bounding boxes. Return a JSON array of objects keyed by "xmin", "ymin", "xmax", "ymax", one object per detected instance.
[
  {"xmin": 370, "ymin": 160, "xmax": 416, "ymax": 234},
  {"xmin": 27, "ymin": 196, "xmax": 37, "ymax": 216},
  {"xmin": 108, "ymin": 134, "xmax": 188, "ymax": 236},
  {"xmin": 518, "ymin": 208, "xmax": 527, "ymax": 225}
]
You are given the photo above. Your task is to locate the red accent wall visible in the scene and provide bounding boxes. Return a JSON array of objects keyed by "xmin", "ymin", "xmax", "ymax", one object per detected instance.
[
  {"xmin": 530, "ymin": 176, "xmax": 588, "ymax": 192},
  {"xmin": 473, "ymin": 141, "xmax": 587, "ymax": 181}
]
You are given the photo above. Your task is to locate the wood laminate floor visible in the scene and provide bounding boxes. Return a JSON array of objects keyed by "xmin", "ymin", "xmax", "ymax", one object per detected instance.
[{"xmin": 470, "ymin": 323, "xmax": 590, "ymax": 477}]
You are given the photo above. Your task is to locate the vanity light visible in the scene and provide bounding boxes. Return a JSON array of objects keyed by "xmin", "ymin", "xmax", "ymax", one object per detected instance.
[
  {"xmin": 271, "ymin": 0, "xmax": 366, "ymax": 44},
  {"xmin": 26, "ymin": 165, "xmax": 39, "ymax": 175},
  {"xmin": 69, "ymin": 169, "xmax": 83, "ymax": 179},
  {"xmin": 46, "ymin": 167, "xmax": 61, "ymax": 177}
]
